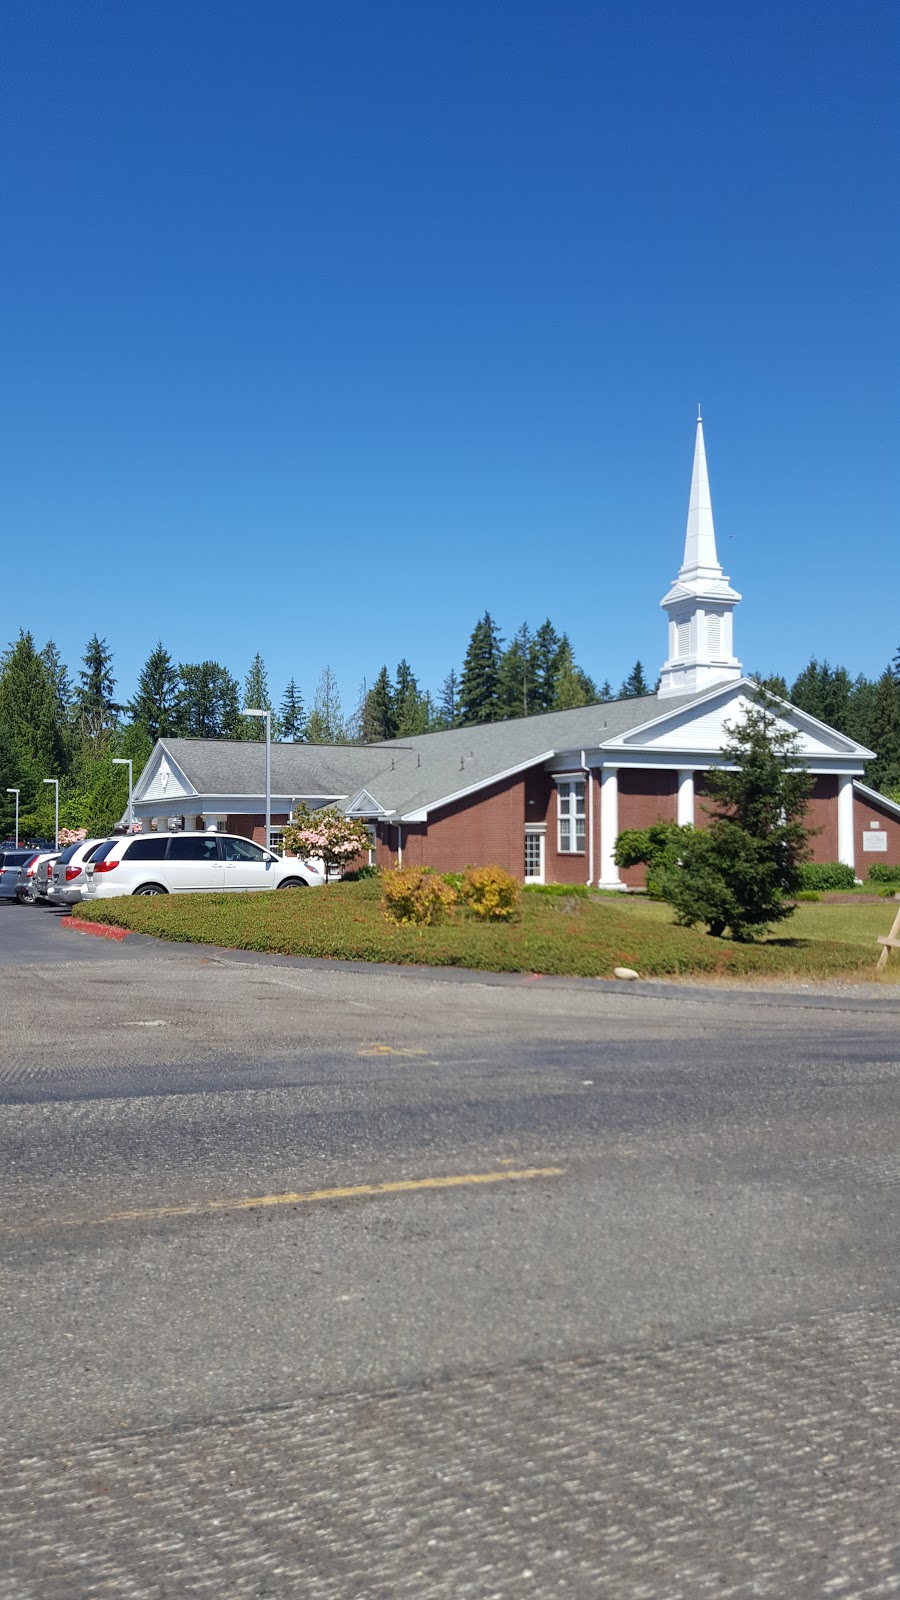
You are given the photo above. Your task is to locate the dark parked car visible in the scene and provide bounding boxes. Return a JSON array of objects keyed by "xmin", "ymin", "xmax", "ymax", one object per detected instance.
[{"xmin": 0, "ymin": 849, "xmax": 40, "ymax": 900}]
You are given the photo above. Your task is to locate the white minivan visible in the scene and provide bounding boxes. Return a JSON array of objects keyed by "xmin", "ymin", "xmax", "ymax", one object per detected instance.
[{"xmin": 81, "ymin": 832, "xmax": 325, "ymax": 898}]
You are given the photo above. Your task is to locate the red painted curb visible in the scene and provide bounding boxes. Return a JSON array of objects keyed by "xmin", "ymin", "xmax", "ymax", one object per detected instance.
[{"xmin": 62, "ymin": 917, "xmax": 131, "ymax": 941}]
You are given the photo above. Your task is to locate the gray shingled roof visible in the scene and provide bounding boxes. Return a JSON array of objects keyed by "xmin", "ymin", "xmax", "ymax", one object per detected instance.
[
  {"xmin": 156, "ymin": 690, "xmax": 704, "ymax": 819},
  {"xmin": 158, "ymin": 739, "xmax": 383, "ymax": 798}
]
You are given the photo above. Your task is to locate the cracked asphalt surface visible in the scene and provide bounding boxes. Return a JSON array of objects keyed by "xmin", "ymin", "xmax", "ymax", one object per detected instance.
[{"xmin": 2, "ymin": 904, "xmax": 900, "ymax": 1597}]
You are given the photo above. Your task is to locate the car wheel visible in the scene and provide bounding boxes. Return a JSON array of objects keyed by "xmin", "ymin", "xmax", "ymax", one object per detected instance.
[
  {"xmin": 17, "ymin": 889, "xmax": 35, "ymax": 905},
  {"xmin": 276, "ymin": 877, "xmax": 307, "ymax": 890},
  {"xmin": 133, "ymin": 884, "xmax": 168, "ymax": 895}
]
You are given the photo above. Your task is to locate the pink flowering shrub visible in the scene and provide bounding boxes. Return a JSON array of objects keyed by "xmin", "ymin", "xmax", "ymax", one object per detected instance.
[
  {"xmin": 58, "ymin": 828, "xmax": 88, "ymax": 847},
  {"xmin": 281, "ymin": 804, "xmax": 371, "ymax": 880}
]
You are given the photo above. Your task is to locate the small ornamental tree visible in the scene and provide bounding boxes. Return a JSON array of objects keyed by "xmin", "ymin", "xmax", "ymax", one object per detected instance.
[
  {"xmin": 281, "ymin": 804, "xmax": 371, "ymax": 880},
  {"xmin": 654, "ymin": 697, "xmax": 813, "ymax": 940}
]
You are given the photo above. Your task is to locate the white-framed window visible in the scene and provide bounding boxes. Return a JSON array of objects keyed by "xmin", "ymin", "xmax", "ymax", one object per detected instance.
[
  {"xmin": 524, "ymin": 828, "xmax": 545, "ymax": 883},
  {"xmin": 556, "ymin": 778, "xmax": 585, "ymax": 854}
]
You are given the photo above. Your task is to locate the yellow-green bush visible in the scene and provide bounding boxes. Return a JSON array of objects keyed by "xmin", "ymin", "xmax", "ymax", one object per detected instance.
[
  {"xmin": 381, "ymin": 866, "xmax": 457, "ymax": 926},
  {"xmin": 460, "ymin": 864, "xmax": 521, "ymax": 920}
]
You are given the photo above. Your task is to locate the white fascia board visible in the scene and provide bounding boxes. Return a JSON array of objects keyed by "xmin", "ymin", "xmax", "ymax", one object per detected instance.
[
  {"xmin": 187, "ymin": 792, "xmax": 349, "ymax": 803},
  {"xmin": 853, "ymin": 780, "xmax": 900, "ymax": 820},
  {"xmin": 132, "ymin": 742, "xmax": 198, "ymax": 802},
  {"xmin": 345, "ymin": 788, "xmax": 393, "ymax": 817},
  {"xmin": 595, "ymin": 748, "xmax": 867, "ymax": 775},
  {"xmin": 602, "ymin": 678, "xmax": 875, "ymax": 760},
  {"xmin": 399, "ymin": 750, "xmax": 557, "ymax": 822}
]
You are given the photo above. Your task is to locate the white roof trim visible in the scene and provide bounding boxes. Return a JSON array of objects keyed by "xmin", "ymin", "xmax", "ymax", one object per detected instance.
[
  {"xmin": 345, "ymin": 788, "xmax": 393, "ymax": 817},
  {"xmin": 132, "ymin": 743, "xmax": 198, "ymax": 802},
  {"xmin": 400, "ymin": 750, "xmax": 557, "ymax": 822},
  {"xmin": 600, "ymin": 678, "xmax": 875, "ymax": 759},
  {"xmin": 853, "ymin": 780, "xmax": 900, "ymax": 821}
]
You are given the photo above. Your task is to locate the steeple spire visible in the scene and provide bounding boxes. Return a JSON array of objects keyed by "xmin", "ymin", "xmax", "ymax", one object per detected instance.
[
  {"xmin": 680, "ymin": 413, "xmax": 721, "ymax": 580},
  {"xmin": 657, "ymin": 413, "xmax": 742, "ymax": 698}
]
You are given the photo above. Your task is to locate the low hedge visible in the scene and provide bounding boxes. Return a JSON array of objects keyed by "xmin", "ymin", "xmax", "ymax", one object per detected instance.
[
  {"xmin": 798, "ymin": 861, "xmax": 857, "ymax": 891},
  {"xmin": 74, "ymin": 875, "xmax": 891, "ymax": 981},
  {"xmin": 867, "ymin": 862, "xmax": 900, "ymax": 886}
]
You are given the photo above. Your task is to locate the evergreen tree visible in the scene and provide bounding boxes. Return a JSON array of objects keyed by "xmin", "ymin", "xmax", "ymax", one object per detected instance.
[
  {"xmin": 863, "ymin": 669, "xmax": 900, "ymax": 796},
  {"xmin": 129, "ymin": 642, "xmax": 181, "ymax": 741},
  {"xmin": 76, "ymin": 634, "xmax": 120, "ymax": 750},
  {"xmin": 241, "ymin": 653, "xmax": 277, "ymax": 739},
  {"xmin": 531, "ymin": 620, "xmax": 562, "ymax": 712},
  {"xmin": 597, "ymin": 680, "xmax": 614, "ymax": 702},
  {"xmin": 498, "ymin": 624, "xmax": 538, "ymax": 719},
  {"xmin": 280, "ymin": 678, "xmax": 306, "ymax": 741},
  {"xmin": 552, "ymin": 638, "xmax": 596, "ymax": 710},
  {"xmin": 0, "ymin": 632, "xmax": 65, "ymax": 835},
  {"xmin": 790, "ymin": 658, "xmax": 853, "ymax": 733},
  {"xmin": 753, "ymin": 672, "xmax": 789, "ymax": 698},
  {"xmin": 627, "ymin": 698, "xmax": 813, "ymax": 940},
  {"xmin": 394, "ymin": 659, "xmax": 429, "ymax": 737},
  {"xmin": 436, "ymin": 669, "xmax": 460, "ymax": 729},
  {"xmin": 177, "ymin": 662, "xmax": 243, "ymax": 738},
  {"xmin": 458, "ymin": 613, "xmax": 504, "ymax": 725},
  {"xmin": 361, "ymin": 666, "xmax": 396, "ymax": 741},
  {"xmin": 620, "ymin": 660, "xmax": 650, "ymax": 698},
  {"xmin": 305, "ymin": 666, "xmax": 346, "ymax": 743}
]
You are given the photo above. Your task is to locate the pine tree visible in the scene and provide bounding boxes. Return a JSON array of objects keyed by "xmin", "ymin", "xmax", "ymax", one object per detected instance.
[
  {"xmin": 361, "ymin": 666, "xmax": 395, "ymax": 742},
  {"xmin": 280, "ymin": 679, "xmax": 306, "ymax": 741},
  {"xmin": 305, "ymin": 666, "xmax": 346, "ymax": 743},
  {"xmin": 436, "ymin": 669, "xmax": 460, "ymax": 729},
  {"xmin": 790, "ymin": 659, "xmax": 853, "ymax": 733},
  {"xmin": 531, "ymin": 621, "xmax": 562, "ymax": 713},
  {"xmin": 498, "ymin": 624, "xmax": 538, "ymax": 719},
  {"xmin": 394, "ymin": 660, "xmax": 429, "ymax": 737},
  {"xmin": 597, "ymin": 680, "xmax": 614, "ymax": 702},
  {"xmin": 177, "ymin": 662, "xmax": 243, "ymax": 738},
  {"xmin": 129, "ymin": 642, "xmax": 180, "ymax": 741},
  {"xmin": 552, "ymin": 638, "xmax": 596, "ymax": 710},
  {"xmin": 77, "ymin": 634, "xmax": 120, "ymax": 750},
  {"xmin": 864, "ymin": 670, "xmax": 900, "ymax": 796},
  {"xmin": 241, "ymin": 653, "xmax": 276, "ymax": 739},
  {"xmin": 458, "ymin": 613, "xmax": 503, "ymax": 726},
  {"xmin": 0, "ymin": 633, "xmax": 64, "ymax": 828},
  {"xmin": 620, "ymin": 660, "xmax": 650, "ymax": 698}
]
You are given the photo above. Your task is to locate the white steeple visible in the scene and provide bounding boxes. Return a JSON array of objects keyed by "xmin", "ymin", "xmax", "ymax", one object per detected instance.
[{"xmin": 657, "ymin": 411, "xmax": 742, "ymax": 698}]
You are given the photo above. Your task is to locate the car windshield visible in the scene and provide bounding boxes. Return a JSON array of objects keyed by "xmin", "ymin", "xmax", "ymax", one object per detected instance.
[
  {"xmin": 57, "ymin": 843, "xmax": 83, "ymax": 864},
  {"xmin": 90, "ymin": 841, "xmax": 118, "ymax": 863},
  {"xmin": 1, "ymin": 851, "xmax": 33, "ymax": 867}
]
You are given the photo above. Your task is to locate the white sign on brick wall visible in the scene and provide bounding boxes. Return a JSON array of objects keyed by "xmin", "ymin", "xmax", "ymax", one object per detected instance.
[{"xmin": 862, "ymin": 831, "xmax": 888, "ymax": 852}]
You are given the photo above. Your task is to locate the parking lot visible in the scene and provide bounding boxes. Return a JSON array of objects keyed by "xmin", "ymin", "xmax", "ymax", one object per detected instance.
[{"xmin": 2, "ymin": 905, "xmax": 900, "ymax": 1595}]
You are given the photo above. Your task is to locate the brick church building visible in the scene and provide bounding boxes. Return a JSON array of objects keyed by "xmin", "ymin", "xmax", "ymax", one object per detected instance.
[{"xmin": 131, "ymin": 418, "xmax": 900, "ymax": 884}]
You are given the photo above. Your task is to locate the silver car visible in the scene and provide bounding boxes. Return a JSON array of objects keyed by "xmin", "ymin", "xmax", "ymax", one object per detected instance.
[
  {"xmin": 16, "ymin": 850, "xmax": 60, "ymax": 904},
  {"xmin": 47, "ymin": 839, "xmax": 110, "ymax": 906},
  {"xmin": 0, "ymin": 849, "xmax": 40, "ymax": 900}
]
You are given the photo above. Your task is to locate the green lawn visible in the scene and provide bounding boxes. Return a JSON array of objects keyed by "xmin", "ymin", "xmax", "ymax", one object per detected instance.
[{"xmin": 74, "ymin": 878, "xmax": 900, "ymax": 983}]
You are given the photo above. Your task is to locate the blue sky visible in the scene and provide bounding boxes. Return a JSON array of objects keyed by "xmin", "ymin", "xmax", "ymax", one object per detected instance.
[{"xmin": 2, "ymin": 0, "xmax": 897, "ymax": 715}]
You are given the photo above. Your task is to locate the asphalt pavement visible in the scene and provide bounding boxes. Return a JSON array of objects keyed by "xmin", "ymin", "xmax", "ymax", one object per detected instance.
[{"xmin": 2, "ymin": 902, "xmax": 900, "ymax": 1597}]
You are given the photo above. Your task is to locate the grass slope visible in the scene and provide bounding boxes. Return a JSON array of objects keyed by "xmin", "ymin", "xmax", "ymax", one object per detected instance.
[{"xmin": 75, "ymin": 878, "xmax": 899, "ymax": 982}]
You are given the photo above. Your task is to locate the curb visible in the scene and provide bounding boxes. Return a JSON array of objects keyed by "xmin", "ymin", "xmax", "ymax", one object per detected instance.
[{"xmin": 62, "ymin": 917, "xmax": 131, "ymax": 942}]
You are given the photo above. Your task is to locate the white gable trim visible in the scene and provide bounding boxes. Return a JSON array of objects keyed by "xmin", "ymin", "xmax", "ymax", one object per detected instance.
[
  {"xmin": 853, "ymin": 781, "xmax": 900, "ymax": 821},
  {"xmin": 345, "ymin": 789, "xmax": 394, "ymax": 818},
  {"xmin": 400, "ymin": 751, "xmax": 556, "ymax": 822},
  {"xmin": 600, "ymin": 679, "xmax": 874, "ymax": 761},
  {"xmin": 132, "ymin": 742, "xmax": 198, "ymax": 803}
]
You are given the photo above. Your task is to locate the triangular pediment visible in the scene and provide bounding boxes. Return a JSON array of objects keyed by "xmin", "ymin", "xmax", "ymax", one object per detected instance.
[
  {"xmin": 601, "ymin": 681, "xmax": 875, "ymax": 761},
  {"xmin": 133, "ymin": 742, "xmax": 198, "ymax": 803},
  {"xmin": 345, "ymin": 788, "xmax": 391, "ymax": 817}
]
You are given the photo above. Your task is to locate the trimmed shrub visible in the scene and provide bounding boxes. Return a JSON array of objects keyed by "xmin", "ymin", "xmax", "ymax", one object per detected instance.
[
  {"xmin": 798, "ymin": 861, "xmax": 857, "ymax": 890},
  {"xmin": 343, "ymin": 864, "xmax": 379, "ymax": 881},
  {"xmin": 524, "ymin": 882, "xmax": 591, "ymax": 898},
  {"xmin": 381, "ymin": 867, "xmax": 457, "ymax": 926},
  {"xmin": 460, "ymin": 864, "xmax": 521, "ymax": 920},
  {"xmin": 867, "ymin": 862, "xmax": 900, "ymax": 885}
]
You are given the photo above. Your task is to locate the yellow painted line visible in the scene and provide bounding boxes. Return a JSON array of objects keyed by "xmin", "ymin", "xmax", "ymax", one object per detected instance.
[{"xmin": 1, "ymin": 1167, "xmax": 564, "ymax": 1236}]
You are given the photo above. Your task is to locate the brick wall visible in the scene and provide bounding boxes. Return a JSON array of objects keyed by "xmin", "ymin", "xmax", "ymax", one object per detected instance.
[
  {"xmin": 226, "ymin": 813, "xmax": 291, "ymax": 845},
  {"xmin": 854, "ymin": 789, "xmax": 900, "ymax": 872},
  {"xmin": 804, "ymin": 777, "xmax": 839, "ymax": 862},
  {"xmin": 616, "ymin": 770, "xmax": 678, "ymax": 889}
]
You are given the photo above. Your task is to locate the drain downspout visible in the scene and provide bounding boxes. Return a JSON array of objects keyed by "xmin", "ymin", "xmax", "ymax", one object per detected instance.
[{"xmin": 582, "ymin": 750, "xmax": 594, "ymax": 887}]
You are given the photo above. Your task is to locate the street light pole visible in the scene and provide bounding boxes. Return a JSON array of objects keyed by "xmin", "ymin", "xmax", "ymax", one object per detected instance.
[
  {"xmin": 241, "ymin": 709, "xmax": 271, "ymax": 851},
  {"xmin": 6, "ymin": 788, "xmax": 19, "ymax": 845},
  {"xmin": 112, "ymin": 758, "xmax": 134, "ymax": 828},
  {"xmin": 43, "ymin": 778, "xmax": 59, "ymax": 848}
]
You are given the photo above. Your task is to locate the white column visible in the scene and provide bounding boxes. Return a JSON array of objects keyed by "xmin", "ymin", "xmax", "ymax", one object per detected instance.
[
  {"xmin": 677, "ymin": 768, "xmax": 695, "ymax": 826},
  {"xmin": 598, "ymin": 767, "xmax": 625, "ymax": 889},
  {"xmin": 837, "ymin": 775, "xmax": 856, "ymax": 876}
]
